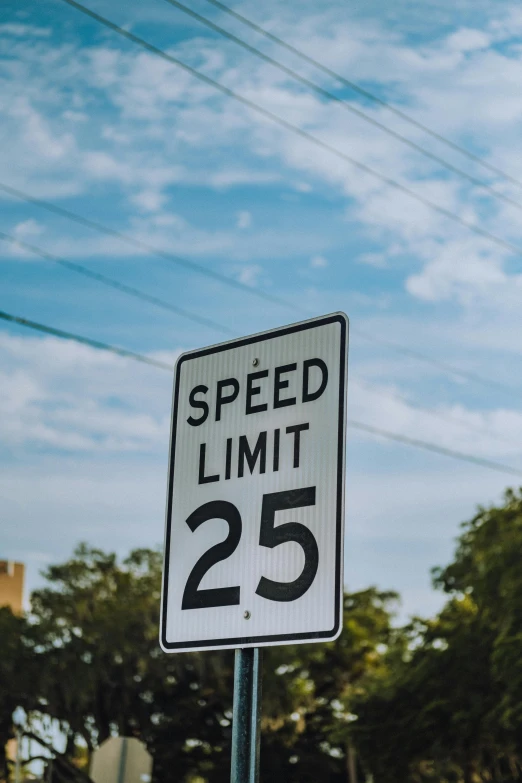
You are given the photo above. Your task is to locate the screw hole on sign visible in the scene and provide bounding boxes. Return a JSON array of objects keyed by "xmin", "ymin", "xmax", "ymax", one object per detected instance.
[
  {"xmin": 252, "ymin": 358, "xmax": 259, "ymax": 366},
  {"xmin": 243, "ymin": 610, "xmax": 251, "ymax": 619}
]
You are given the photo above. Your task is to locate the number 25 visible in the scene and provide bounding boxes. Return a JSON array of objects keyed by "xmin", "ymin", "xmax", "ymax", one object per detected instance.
[{"xmin": 181, "ymin": 487, "xmax": 318, "ymax": 609}]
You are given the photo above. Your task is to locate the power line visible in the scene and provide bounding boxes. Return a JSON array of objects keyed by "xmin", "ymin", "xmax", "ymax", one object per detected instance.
[
  {"xmin": 3, "ymin": 3, "xmax": 519, "ymax": 399},
  {"xmin": 348, "ymin": 420, "xmax": 522, "ymax": 478},
  {"xmin": 352, "ymin": 378, "xmax": 519, "ymax": 447},
  {"xmin": 1, "ymin": 187, "xmax": 517, "ymax": 402},
  {"xmin": 201, "ymin": 0, "xmax": 522, "ymax": 192},
  {"xmin": 2, "ymin": 306, "xmax": 521, "ymax": 479},
  {"xmin": 0, "ymin": 181, "xmax": 302, "ymax": 317},
  {"xmin": 0, "ymin": 309, "xmax": 173, "ymax": 370},
  {"xmin": 56, "ymin": 0, "xmax": 522, "ymax": 266},
  {"xmin": 354, "ymin": 328, "xmax": 522, "ymax": 399},
  {"xmin": 3, "ymin": 229, "xmax": 516, "ymax": 450},
  {"xmin": 53, "ymin": 0, "xmax": 522, "ymax": 399},
  {"xmin": 4, "ymin": 228, "xmax": 519, "ymax": 453},
  {"xmin": 0, "ymin": 231, "xmax": 234, "ymax": 336},
  {"xmin": 162, "ymin": 0, "xmax": 522, "ymax": 216}
]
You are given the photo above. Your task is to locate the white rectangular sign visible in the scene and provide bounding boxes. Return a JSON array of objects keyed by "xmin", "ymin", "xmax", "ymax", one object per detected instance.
[{"xmin": 160, "ymin": 312, "xmax": 348, "ymax": 653}]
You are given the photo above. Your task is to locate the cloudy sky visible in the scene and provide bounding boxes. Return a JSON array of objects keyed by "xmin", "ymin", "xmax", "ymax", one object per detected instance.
[{"xmin": 2, "ymin": 0, "xmax": 522, "ymax": 620}]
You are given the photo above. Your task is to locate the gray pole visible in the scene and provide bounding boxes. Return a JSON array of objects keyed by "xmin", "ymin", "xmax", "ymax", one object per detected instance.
[
  {"xmin": 230, "ymin": 648, "xmax": 263, "ymax": 783},
  {"xmin": 14, "ymin": 728, "xmax": 21, "ymax": 783}
]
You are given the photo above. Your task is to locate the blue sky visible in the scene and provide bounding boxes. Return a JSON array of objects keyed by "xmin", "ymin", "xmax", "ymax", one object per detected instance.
[{"xmin": 2, "ymin": 0, "xmax": 522, "ymax": 620}]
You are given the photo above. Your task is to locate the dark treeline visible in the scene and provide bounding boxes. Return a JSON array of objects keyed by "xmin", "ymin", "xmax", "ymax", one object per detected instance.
[{"xmin": 3, "ymin": 488, "xmax": 522, "ymax": 782}]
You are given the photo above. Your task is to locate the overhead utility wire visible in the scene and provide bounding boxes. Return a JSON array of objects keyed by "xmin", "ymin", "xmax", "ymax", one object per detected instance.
[
  {"xmin": 2, "ymin": 184, "xmax": 520, "ymax": 402},
  {"xmin": 57, "ymin": 0, "xmax": 522, "ymax": 267},
  {"xmin": 1, "ymin": 230, "xmax": 513, "ymax": 447},
  {"xmin": 2, "ymin": 306, "xmax": 522, "ymax": 479},
  {"xmin": 201, "ymin": 0, "xmax": 522, "ymax": 191},
  {"xmin": 0, "ymin": 182, "xmax": 300, "ymax": 316},
  {"xmin": 353, "ymin": 328, "xmax": 522, "ymax": 399},
  {"xmin": 352, "ymin": 378, "xmax": 519, "ymax": 447},
  {"xmin": 0, "ymin": 309, "xmax": 172, "ymax": 370},
  {"xmin": 162, "ymin": 0, "xmax": 522, "ymax": 216},
  {"xmin": 3, "ymin": 9, "xmax": 518, "ymax": 399},
  {"xmin": 2, "ymin": 223, "xmax": 520, "ymax": 397},
  {"xmin": 0, "ymin": 231, "xmax": 234, "ymax": 336},
  {"xmin": 53, "ymin": 0, "xmax": 522, "ymax": 399},
  {"xmin": 348, "ymin": 420, "xmax": 522, "ymax": 479}
]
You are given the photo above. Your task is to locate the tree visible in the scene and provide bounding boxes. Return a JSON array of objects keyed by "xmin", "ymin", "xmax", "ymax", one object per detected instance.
[
  {"xmin": 22, "ymin": 544, "xmax": 399, "ymax": 783},
  {"xmin": 0, "ymin": 607, "xmax": 39, "ymax": 781},
  {"xmin": 20, "ymin": 488, "xmax": 522, "ymax": 781},
  {"xmin": 355, "ymin": 488, "xmax": 522, "ymax": 782},
  {"xmin": 433, "ymin": 487, "xmax": 522, "ymax": 778},
  {"xmin": 29, "ymin": 544, "xmax": 235, "ymax": 782},
  {"xmin": 258, "ymin": 588, "xmax": 401, "ymax": 783}
]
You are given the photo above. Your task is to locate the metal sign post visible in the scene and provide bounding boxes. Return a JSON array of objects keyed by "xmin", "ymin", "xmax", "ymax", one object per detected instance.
[{"xmin": 230, "ymin": 648, "xmax": 263, "ymax": 783}]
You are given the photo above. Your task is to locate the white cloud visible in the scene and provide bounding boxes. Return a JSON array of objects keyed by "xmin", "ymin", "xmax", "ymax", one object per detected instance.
[
  {"xmin": 14, "ymin": 219, "xmax": 45, "ymax": 239},
  {"xmin": 9, "ymin": 97, "xmax": 75, "ymax": 161},
  {"xmin": 357, "ymin": 251, "xmax": 388, "ymax": 268},
  {"xmin": 101, "ymin": 126, "xmax": 130, "ymax": 144},
  {"xmin": 0, "ymin": 220, "xmax": 46, "ymax": 259},
  {"xmin": 82, "ymin": 150, "xmax": 134, "ymax": 183},
  {"xmin": 0, "ymin": 207, "xmax": 335, "ymax": 266},
  {"xmin": 0, "ymin": 23, "xmax": 50, "ymax": 38},
  {"xmin": 0, "ymin": 333, "xmax": 176, "ymax": 453},
  {"xmin": 3, "ymin": 8, "xmax": 522, "ymax": 324},
  {"xmin": 62, "ymin": 110, "xmax": 88, "ymax": 123},
  {"xmin": 310, "ymin": 255, "xmax": 328, "ymax": 268},
  {"xmin": 237, "ymin": 264, "xmax": 262, "ymax": 286},
  {"xmin": 2, "ymin": 5, "xmax": 522, "ymax": 225},
  {"xmin": 131, "ymin": 189, "xmax": 167, "ymax": 213},
  {"xmin": 401, "ymin": 233, "xmax": 522, "ymax": 309},
  {"xmin": 350, "ymin": 376, "xmax": 522, "ymax": 460},
  {"xmin": 445, "ymin": 28, "xmax": 491, "ymax": 52},
  {"xmin": 207, "ymin": 168, "xmax": 280, "ymax": 188},
  {"xmin": 236, "ymin": 210, "xmax": 252, "ymax": 229}
]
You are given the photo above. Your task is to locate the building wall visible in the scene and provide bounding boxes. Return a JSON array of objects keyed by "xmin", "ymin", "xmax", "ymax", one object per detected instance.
[
  {"xmin": 1, "ymin": 560, "xmax": 25, "ymax": 764},
  {"xmin": 0, "ymin": 560, "xmax": 25, "ymax": 615}
]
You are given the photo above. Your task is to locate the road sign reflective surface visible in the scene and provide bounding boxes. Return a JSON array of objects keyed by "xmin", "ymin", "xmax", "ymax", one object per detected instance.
[{"xmin": 160, "ymin": 313, "xmax": 348, "ymax": 652}]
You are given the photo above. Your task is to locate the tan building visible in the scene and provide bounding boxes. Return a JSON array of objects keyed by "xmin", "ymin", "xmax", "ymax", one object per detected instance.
[
  {"xmin": 1, "ymin": 560, "xmax": 25, "ymax": 766},
  {"xmin": 0, "ymin": 560, "xmax": 25, "ymax": 615}
]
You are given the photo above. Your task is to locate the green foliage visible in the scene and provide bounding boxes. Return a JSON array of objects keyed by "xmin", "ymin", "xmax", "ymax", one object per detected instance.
[
  {"xmin": 28, "ymin": 544, "xmax": 235, "ymax": 782},
  {"xmin": 0, "ymin": 607, "xmax": 38, "ymax": 779},
  {"xmin": 259, "ymin": 587, "xmax": 400, "ymax": 782},
  {"xmin": 3, "ymin": 543, "xmax": 397, "ymax": 783},
  {"xmin": 9, "ymin": 487, "xmax": 522, "ymax": 783},
  {"xmin": 434, "ymin": 487, "xmax": 522, "ymax": 733},
  {"xmin": 356, "ymin": 488, "xmax": 522, "ymax": 782}
]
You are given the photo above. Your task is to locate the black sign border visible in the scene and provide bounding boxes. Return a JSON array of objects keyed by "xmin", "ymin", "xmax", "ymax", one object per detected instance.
[{"xmin": 160, "ymin": 312, "xmax": 348, "ymax": 651}]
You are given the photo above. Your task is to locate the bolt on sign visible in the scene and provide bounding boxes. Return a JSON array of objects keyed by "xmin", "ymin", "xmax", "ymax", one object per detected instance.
[{"xmin": 160, "ymin": 313, "xmax": 348, "ymax": 653}]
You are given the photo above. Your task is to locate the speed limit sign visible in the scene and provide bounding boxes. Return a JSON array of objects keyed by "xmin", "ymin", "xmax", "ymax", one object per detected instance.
[{"xmin": 160, "ymin": 313, "xmax": 348, "ymax": 652}]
